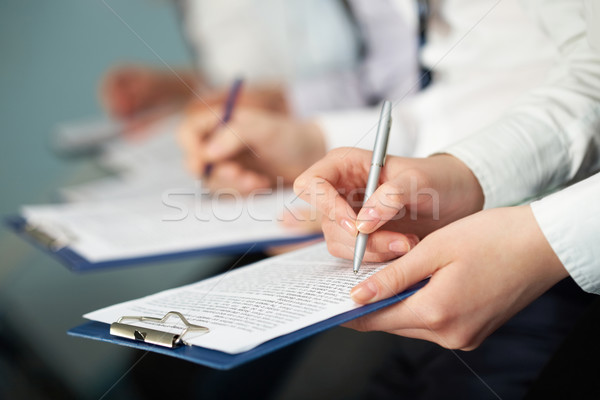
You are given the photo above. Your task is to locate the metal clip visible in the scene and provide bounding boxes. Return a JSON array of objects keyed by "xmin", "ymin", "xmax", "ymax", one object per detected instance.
[
  {"xmin": 110, "ymin": 311, "xmax": 209, "ymax": 348},
  {"xmin": 24, "ymin": 223, "xmax": 67, "ymax": 251}
]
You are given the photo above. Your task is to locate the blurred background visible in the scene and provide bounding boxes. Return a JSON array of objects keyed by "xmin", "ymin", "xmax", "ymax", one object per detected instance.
[
  {"xmin": 0, "ymin": 1, "xmax": 229, "ymax": 398},
  {"xmin": 0, "ymin": 1, "xmax": 423, "ymax": 398}
]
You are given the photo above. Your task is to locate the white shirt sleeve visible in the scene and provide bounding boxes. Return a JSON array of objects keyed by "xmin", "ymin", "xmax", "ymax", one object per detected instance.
[
  {"xmin": 443, "ymin": 0, "xmax": 600, "ymax": 209},
  {"xmin": 531, "ymin": 172, "xmax": 600, "ymax": 294},
  {"xmin": 285, "ymin": 0, "xmax": 419, "ymax": 119}
]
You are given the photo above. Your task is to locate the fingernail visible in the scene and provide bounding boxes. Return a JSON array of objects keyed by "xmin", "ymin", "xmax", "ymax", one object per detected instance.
[
  {"xmin": 389, "ymin": 240, "xmax": 409, "ymax": 254},
  {"xmin": 341, "ymin": 219, "xmax": 357, "ymax": 235},
  {"xmin": 356, "ymin": 208, "xmax": 380, "ymax": 232},
  {"xmin": 350, "ymin": 280, "xmax": 378, "ymax": 303}
]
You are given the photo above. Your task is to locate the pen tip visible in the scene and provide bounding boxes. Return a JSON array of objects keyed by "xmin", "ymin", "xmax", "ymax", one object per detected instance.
[{"xmin": 353, "ymin": 258, "xmax": 362, "ymax": 275}]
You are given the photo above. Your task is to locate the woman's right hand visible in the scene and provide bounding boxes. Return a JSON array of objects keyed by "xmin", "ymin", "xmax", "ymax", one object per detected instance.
[{"xmin": 293, "ymin": 148, "xmax": 485, "ymax": 261}]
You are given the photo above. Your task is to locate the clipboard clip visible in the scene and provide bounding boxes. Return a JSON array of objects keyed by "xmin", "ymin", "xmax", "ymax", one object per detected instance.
[
  {"xmin": 110, "ymin": 311, "xmax": 209, "ymax": 348},
  {"xmin": 23, "ymin": 222, "xmax": 74, "ymax": 251}
]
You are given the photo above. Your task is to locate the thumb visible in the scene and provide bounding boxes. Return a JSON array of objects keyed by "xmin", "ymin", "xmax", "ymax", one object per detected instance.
[
  {"xmin": 355, "ymin": 175, "xmax": 412, "ymax": 234},
  {"xmin": 350, "ymin": 244, "xmax": 432, "ymax": 304}
]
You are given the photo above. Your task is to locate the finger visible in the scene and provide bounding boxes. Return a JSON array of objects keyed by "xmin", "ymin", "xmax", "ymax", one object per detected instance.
[
  {"xmin": 343, "ymin": 292, "xmax": 432, "ymax": 333},
  {"xmin": 294, "ymin": 147, "xmax": 374, "ymax": 225},
  {"xmin": 350, "ymin": 243, "xmax": 435, "ymax": 304},
  {"xmin": 386, "ymin": 327, "xmax": 477, "ymax": 350},
  {"xmin": 201, "ymin": 122, "xmax": 250, "ymax": 163},
  {"xmin": 178, "ymin": 112, "xmax": 224, "ymax": 174},
  {"xmin": 184, "ymin": 91, "xmax": 227, "ymax": 116},
  {"xmin": 178, "ymin": 111, "xmax": 223, "ymax": 151},
  {"xmin": 295, "ymin": 177, "xmax": 357, "ymax": 235},
  {"xmin": 205, "ymin": 162, "xmax": 270, "ymax": 194},
  {"xmin": 355, "ymin": 177, "xmax": 413, "ymax": 234},
  {"xmin": 102, "ymin": 74, "xmax": 134, "ymax": 118},
  {"xmin": 370, "ymin": 232, "xmax": 419, "ymax": 258},
  {"xmin": 322, "ymin": 221, "xmax": 418, "ymax": 261},
  {"xmin": 294, "ymin": 147, "xmax": 371, "ymax": 196}
]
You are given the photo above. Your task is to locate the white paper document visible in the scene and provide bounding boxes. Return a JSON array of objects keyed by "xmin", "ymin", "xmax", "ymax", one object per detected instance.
[
  {"xmin": 84, "ymin": 243, "xmax": 392, "ymax": 354},
  {"xmin": 97, "ymin": 114, "xmax": 183, "ymax": 174},
  {"xmin": 22, "ymin": 189, "xmax": 313, "ymax": 263},
  {"xmin": 59, "ymin": 114, "xmax": 187, "ymax": 202},
  {"xmin": 59, "ymin": 167, "xmax": 193, "ymax": 203}
]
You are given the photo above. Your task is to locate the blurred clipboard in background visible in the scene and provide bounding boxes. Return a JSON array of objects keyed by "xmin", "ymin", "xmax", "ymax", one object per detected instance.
[
  {"xmin": 68, "ymin": 243, "xmax": 427, "ymax": 369},
  {"xmin": 6, "ymin": 189, "xmax": 321, "ymax": 272},
  {"xmin": 57, "ymin": 113, "xmax": 189, "ymax": 202},
  {"xmin": 9, "ymin": 112, "xmax": 321, "ymax": 271}
]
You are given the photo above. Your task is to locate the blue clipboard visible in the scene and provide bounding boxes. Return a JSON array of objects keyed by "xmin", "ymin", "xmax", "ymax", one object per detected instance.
[
  {"xmin": 5, "ymin": 215, "xmax": 322, "ymax": 272},
  {"xmin": 68, "ymin": 280, "xmax": 427, "ymax": 370}
]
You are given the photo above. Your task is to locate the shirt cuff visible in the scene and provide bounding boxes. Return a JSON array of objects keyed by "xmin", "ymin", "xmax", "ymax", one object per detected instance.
[{"xmin": 530, "ymin": 172, "xmax": 600, "ymax": 294}]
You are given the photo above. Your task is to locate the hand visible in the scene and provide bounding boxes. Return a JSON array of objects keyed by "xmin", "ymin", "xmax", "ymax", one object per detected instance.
[
  {"xmin": 178, "ymin": 108, "xmax": 326, "ymax": 194},
  {"xmin": 99, "ymin": 64, "xmax": 197, "ymax": 118},
  {"xmin": 345, "ymin": 206, "xmax": 569, "ymax": 350},
  {"xmin": 293, "ymin": 148, "xmax": 484, "ymax": 261}
]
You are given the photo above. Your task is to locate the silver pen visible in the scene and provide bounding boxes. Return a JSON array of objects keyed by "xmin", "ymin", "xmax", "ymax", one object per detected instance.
[{"xmin": 353, "ymin": 100, "xmax": 392, "ymax": 274}]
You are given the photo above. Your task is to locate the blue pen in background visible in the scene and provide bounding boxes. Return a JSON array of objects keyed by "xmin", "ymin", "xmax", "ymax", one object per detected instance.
[{"xmin": 204, "ymin": 77, "xmax": 244, "ymax": 177}]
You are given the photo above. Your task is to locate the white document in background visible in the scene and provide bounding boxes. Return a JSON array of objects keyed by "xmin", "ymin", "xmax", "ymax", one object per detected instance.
[
  {"xmin": 97, "ymin": 114, "xmax": 183, "ymax": 174},
  {"xmin": 84, "ymin": 243, "xmax": 391, "ymax": 354},
  {"xmin": 60, "ymin": 167, "xmax": 194, "ymax": 203},
  {"xmin": 59, "ymin": 114, "xmax": 189, "ymax": 203},
  {"xmin": 22, "ymin": 189, "xmax": 315, "ymax": 263}
]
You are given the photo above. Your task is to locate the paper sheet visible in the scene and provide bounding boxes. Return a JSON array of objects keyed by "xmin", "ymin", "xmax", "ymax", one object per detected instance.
[
  {"xmin": 84, "ymin": 243, "xmax": 392, "ymax": 354},
  {"xmin": 59, "ymin": 167, "xmax": 193, "ymax": 202},
  {"xmin": 22, "ymin": 189, "xmax": 313, "ymax": 262},
  {"xmin": 97, "ymin": 115, "xmax": 183, "ymax": 174},
  {"xmin": 60, "ymin": 114, "xmax": 187, "ymax": 202}
]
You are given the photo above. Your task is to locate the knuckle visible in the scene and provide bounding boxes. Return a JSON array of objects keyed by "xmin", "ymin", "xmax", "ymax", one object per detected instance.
[
  {"xmin": 380, "ymin": 265, "xmax": 408, "ymax": 294},
  {"xmin": 405, "ymin": 168, "xmax": 433, "ymax": 190},
  {"xmin": 421, "ymin": 307, "xmax": 448, "ymax": 331},
  {"xmin": 442, "ymin": 331, "xmax": 474, "ymax": 350},
  {"xmin": 365, "ymin": 252, "xmax": 395, "ymax": 263},
  {"xmin": 378, "ymin": 182, "xmax": 405, "ymax": 209},
  {"xmin": 326, "ymin": 241, "xmax": 341, "ymax": 258},
  {"xmin": 367, "ymin": 234, "xmax": 386, "ymax": 253},
  {"xmin": 329, "ymin": 147, "xmax": 351, "ymax": 158},
  {"xmin": 321, "ymin": 220, "xmax": 338, "ymax": 239},
  {"xmin": 293, "ymin": 176, "xmax": 308, "ymax": 196}
]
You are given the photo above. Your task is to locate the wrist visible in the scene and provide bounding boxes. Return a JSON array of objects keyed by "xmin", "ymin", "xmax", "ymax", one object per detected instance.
[{"xmin": 431, "ymin": 153, "xmax": 484, "ymax": 218}]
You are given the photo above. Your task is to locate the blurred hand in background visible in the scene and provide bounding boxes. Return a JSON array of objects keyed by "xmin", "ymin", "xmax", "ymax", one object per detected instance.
[{"xmin": 178, "ymin": 107, "xmax": 326, "ymax": 194}]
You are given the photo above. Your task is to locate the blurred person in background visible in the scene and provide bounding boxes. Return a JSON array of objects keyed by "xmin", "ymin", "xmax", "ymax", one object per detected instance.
[
  {"xmin": 178, "ymin": 0, "xmax": 559, "ymax": 197},
  {"xmin": 100, "ymin": 0, "xmax": 419, "ymax": 121}
]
